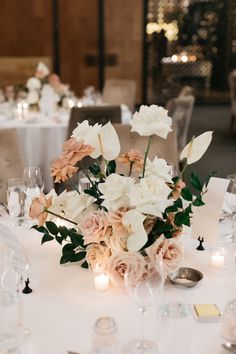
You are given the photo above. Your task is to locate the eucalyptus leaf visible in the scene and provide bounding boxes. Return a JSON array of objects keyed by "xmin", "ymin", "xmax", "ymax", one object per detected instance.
[
  {"xmin": 62, "ymin": 243, "xmax": 75, "ymax": 255},
  {"xmin": 32, "ymin": 225, "xmax": 48, "ymax": 233},
  {"xmin": 89, "ymin": 164, "xmax": 101, "ymax": 176},
  {"xmin": 59, "ymin": 226, "xmax": 68, "ymax": 239},
  {"xmin": 106, "ymin": 160, "xmax": 116, "ymax": 176},
  {"xmin": 193, "ymin": 197, "xmax": 205, "ymax": 206},
  {"xmin": 81, "ymin": 261, "xmax": 89, "ymax": 269},
  {"xmin": 71, "ymin": 251, "xmax": 86, "ymax": 263}
]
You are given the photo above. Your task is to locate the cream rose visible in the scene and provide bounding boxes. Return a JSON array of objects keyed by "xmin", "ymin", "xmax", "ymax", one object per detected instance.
[
  {"xmin": 146, "ymin": 235, "xmax": 183, "ymax": 276},
  {"xmin": 86, "ymin": 244, "xmax": 111, "ymax": 270},
  {"xmin": 131, "ymin": 105, "xmax": 172, "ymax": 138},
  {"xmin": 106, "ymin": 251, "xmax": 146, "ymax": 287},
  {"xmin": 129, "ymin": 176, "xmax": 172, "ymax": 217},
  {"xmin": 26, "ymin": 77, "xmax": 41, "ymax": 91},
  {"xmin": 99, "ymin": 173, "xmax": 135, "ymax": 211}
]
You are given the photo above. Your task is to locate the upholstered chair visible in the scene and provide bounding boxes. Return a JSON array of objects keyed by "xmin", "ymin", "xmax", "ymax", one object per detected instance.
[
  {"xmin": 229, "ymin": 70, "xmax": 236, "ymax": 133},
  {"xmin": 102, "ymin": 79, "xmax": 137, "ymax": 112}
]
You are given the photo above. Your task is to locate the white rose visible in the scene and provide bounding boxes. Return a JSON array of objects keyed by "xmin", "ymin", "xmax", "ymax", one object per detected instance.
[
  {"xmin": 131, "ymin": 105, "xmax": 172, "ymax": 138},
  {"xmin": 145, "ymin": 157, "xmax": 173, "ymax": 183},
  {"xmin": 180, "ymin": 131, "xmax": 213, "ymax": 165},
  {"xmin": 36, "ymin": 62, "xmax": 50, "ymax": 78},
  {"xmin": 26, "ymin": 77, "xmax": 41, "ymax": 91},
  {"xmin": 99, "ymin": 173, "xmax": 135, "ymax": 211},
  {"xmin": 26, "ymin": 90, "xmax": 39, "ymax": 105},
  {"xmin": 47, "ymin": 190, "xmax": 96, "ymax": 224},
  {"xmin": 72, "ymin": 120, "xmax": 120, "ymax": 160},
  {"xmin": 129, "ymin": 176, "xmax": 172, "ymax": 217}
]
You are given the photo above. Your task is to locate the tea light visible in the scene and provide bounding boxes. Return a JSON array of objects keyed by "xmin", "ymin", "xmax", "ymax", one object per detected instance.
[
  {"xmin": 94, "ymin": 273, "xmax": 109, "ymax": 291},
  {"xmin": 211, "ymin": 252, "xmax": 225, "ymax": 269}
]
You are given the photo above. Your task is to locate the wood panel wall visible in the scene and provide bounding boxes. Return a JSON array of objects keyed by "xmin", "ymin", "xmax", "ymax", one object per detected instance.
[
  {"xmin": 105, "ymin": 0, "xmax": 143, "ymax": 103},
  {"xmin": 0, "ymin": 0, "xmax": 143, "ymax": 103}
]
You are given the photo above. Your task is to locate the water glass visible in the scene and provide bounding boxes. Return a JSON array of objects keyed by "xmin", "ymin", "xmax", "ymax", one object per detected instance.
[
  {"xmin": 7, "ymin": 179, "xmax": 26, "ymax": 226},
  {"xmin": 222, "ymin": 299, "xmax": 236, "ymax": 346},
  {"xmin": 23, "ymin": 167, "xmax": 43, "ymax": 219},
  {"xmin": 92, "ymin": 316, "xmax": 119, "ymax": 354},
  {"xmin": 157, "ymin": 287, "xmax": 193, "ymax": 354},
  {"xmin": 0, "ymin": 288, "xmax": 24, "ymax": 354}
]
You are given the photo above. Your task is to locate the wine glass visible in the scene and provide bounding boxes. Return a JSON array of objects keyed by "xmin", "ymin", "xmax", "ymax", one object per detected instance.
[
  {"xmin": 123, "ymin": 272, "xmax": 158, "ymax": 353},
  {"xmin": 23, "ymin": 167, "xmax": 44, "ymax": 223},
  {"xmin": 221, "ymin": 174, "xmax": 236, "ymax": 242}
]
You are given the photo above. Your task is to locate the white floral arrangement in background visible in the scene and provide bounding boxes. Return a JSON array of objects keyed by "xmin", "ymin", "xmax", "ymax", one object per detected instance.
[
  {"xmin": 30, "ymin": 104, "xmax": 213, "ymax": 287},
  {"xmin": 25, "ymin": 62, "xmax": 70, "ymax": 107}
]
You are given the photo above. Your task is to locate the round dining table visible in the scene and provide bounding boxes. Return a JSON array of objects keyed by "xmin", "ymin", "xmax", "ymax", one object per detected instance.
[
  {"xmin": 0, "ymin": 105, "xmax": 132, "ymax": 192},
  {"xmin": 0, "ymin": 212, "xmax": 235, "ymax": 354}
]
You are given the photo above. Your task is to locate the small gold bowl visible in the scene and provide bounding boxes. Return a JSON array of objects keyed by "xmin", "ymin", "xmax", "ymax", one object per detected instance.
[{"xmin": 168, "ymin": 267, "xmax": 203, "ymax": 288}]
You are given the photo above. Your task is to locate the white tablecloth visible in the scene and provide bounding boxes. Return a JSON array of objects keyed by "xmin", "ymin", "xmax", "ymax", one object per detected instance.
[
  {"xmin": 0, "ymin": 106, "xmax": 132, "ymax": 191},
  {"xmin": 0, "ymin": 215, "xmax": 235, "ymax": 354}
]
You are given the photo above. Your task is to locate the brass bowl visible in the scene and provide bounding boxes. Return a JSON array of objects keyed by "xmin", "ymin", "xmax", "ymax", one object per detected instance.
[{"xmin": 168, "ymin": 267, "xmax": 203, "ymax": 288}]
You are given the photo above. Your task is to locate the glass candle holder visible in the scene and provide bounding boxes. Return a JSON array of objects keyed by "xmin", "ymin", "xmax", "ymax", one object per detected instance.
[
  {"xmin": 222, "ymin": 299, "xmax": 236, "ymax": 346},
  {"xmin": 92, "ymin": 316, "xmax": 119, "ymax": 354}
]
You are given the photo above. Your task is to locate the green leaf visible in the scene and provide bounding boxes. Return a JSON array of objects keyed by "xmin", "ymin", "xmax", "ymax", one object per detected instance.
[
  {"xmin": 89, "ymin": 164, "xmax": 101, "ymax": 176},
  {"xmin": 106, "ymin": 160, "xmax": 116, "ymax": 176},
  {"xmin": 185, "ymin": 204, "xmax": 192, "ymax": 214},
  {"xmin": 165, "ymin": 205, "xmax": 178, "ymax": 213},
  {"xmin": 81, "ymin": 261, "xmax": 89, "ymax": 269},
  {"xmin": 59, "ymin": 226, "xmax": 68, "ymax": 239},
  {"xmin": 174, "ymin": 211, "xmax": 190, "ymax": 227},
  {"xmin": 70, "ymin": 233, "xmax": 84, "ymax": 247},
  {"xmin": 62, "ymin": 243, "xmax": 75, "ymax": 255},
  {"xmin": 172, "ymin": 176, "xmax": 179, "ymax": 184},
  {"xmin": 84, "ymin": 189, "xmax": 97, "ymax": 198},
  {"xmin": 55, "ymin": 236, "xmax": 63, "ymax": 245},
  {"xmin": 193, "ymin": 197, "xmax": 205, "ymax": 206},
  {"xmin": 174, "ymin": 198, "xmax": 183, "ymax": 209},
  {"xmin": 45, "ymin": 221, "xmax": 58, "ymax": 235},
  {"xmin": 32, "ymin": 225, "xmax": 48, "ymax": 233},
  {"xmin": 60, "ymin": 253, "xmax": 73, "ymax": 264},
  {"xmin": 190, "ymin": 172, "xmax": 202, "ymax": 192},
  {"xmin": 71, "ymin": 251, "xmax": 86, "ymax": 263},
  {"xmin": 41, "ymin": 233, "xmax": 54, "ymax": 245},
  {"xmin": 181, "ymin": 187, "xmax": 193, "ymax": 201}
]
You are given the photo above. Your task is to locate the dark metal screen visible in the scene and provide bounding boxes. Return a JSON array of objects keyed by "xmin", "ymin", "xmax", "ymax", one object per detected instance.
[{"xmin": 143, "ymin": 0, "xmax": 236, "ymax": 104}]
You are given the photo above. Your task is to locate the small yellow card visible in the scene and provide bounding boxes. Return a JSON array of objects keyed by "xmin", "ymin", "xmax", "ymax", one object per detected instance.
[{"xmin": 193, "ymin": 304, "xmax": 221, "ymax": 322}]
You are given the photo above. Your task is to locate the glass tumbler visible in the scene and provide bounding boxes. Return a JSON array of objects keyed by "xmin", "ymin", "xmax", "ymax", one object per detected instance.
[
  {"xmin": 92, "ymin": 316, "xmax": 119, "ymax": 354},
  {"xmin": 7, "ymin": 179, "xmax": 26, "ymax": 226},
  {"xmin": 0, "ymin": 288, "xmax": 24, "ymax": 354},
  {"xmin": 222, "ymin": 299, "xmax": 236, "ymax": 346}
]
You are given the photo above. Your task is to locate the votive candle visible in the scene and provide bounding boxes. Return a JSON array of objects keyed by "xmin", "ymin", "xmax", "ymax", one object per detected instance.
[
  {"xmin": 94, "ymin": 273, "xmax": 109, "ymax": 291},
  {"xmin": 211, "ymin": 252, "xmax": 225, "ymax": 269}
]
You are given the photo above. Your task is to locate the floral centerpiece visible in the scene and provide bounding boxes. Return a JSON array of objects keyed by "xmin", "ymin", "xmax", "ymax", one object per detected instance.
[
  {"xmin": 25, "ymin": 62, "xmax": 71, "ymax": 109},
  {"xmin": 30, "ymin": 105, "xmax": 213, "ymax": 287}
]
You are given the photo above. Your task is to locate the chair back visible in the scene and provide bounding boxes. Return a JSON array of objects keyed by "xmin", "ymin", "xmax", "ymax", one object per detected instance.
[
  {"xmin": 166, "ymin": 95, "xmax": 195, "ymax": 153},
  {"xmin": 0, "ymin": 129, "xmax": 25, "ymax": 203},
  {"xmin": 67, "ymin": 105, "xmax": 121, "ymax": 138},
  {"xmin": 102, "ymin": 79, "xmax": 136, "ymax": 112},
  {"xmin": 229, "ymin": 70, "xmax": 236, "ymax": 115},
  {"xmin": 114, "ymin": 124, "xmax": 178, "ymax": 176}
]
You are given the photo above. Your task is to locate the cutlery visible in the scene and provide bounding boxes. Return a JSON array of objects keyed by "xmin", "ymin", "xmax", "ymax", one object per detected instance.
[
  {"xmin": 222, "ymin": 343, "xmax": 236, "ymax": 353},
  {"xmin": 64, "ymin": 351, "xmax": 80, "ymax": 354}
]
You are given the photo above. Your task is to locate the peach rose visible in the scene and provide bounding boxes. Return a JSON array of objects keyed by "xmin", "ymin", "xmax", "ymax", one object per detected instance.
[
  {"xmin": 51, "ymin": 157, "xmax": 78, "ymax": 183},
  {"xmin": 62, "ymin": 138, "xmax": 94, "ymax": 166},
  {"xmin": 172, "ymin": 179, "xmax": 186, "ymax": 200},
  {"xmin": 49, "ymin": 74, "xmax": 69, "ymax": 94},
  {"xmin": 29, "ymin": 193, "xmax": 52, "ymax": 226},
  {"xmin": 118, "ymin": 149, "xmax": 144, "ymax": 171},
  {"xmin": 106, "ymin": 251, "xmax": 146, "ymax": 287},
  {"xmin": 104, "ymin": 208, "xmax": 130, "ymax": 251},
  {"xmin": 146, "ymin": 235, "xmax": 183, "ymax": 276},
  {"xmin": 79, "ymin": 211, "xmax": 111, "ymax": 245},
  {"xmin": 86, "ymin": 243, "xmax": 111, "ymax": 270}
]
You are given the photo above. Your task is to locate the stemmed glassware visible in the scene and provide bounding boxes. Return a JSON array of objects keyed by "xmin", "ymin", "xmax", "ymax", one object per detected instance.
[
  {"xmin": 123, "ymin": 272, "xmax": 159, "ymax": 354},
  {"xmin": 221, "ymin": 174, "xmax": 236, "ymax": 242},
  {"xmin": 23, "ymin": 167, "xmax": 44, "ymax": 224}
]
